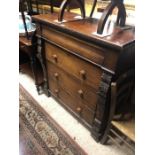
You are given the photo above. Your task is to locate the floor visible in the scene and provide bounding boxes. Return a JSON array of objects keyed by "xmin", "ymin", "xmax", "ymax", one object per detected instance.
[{"xmin": 19, "ymin": 63, "xmax": 133, "ymax": 155}]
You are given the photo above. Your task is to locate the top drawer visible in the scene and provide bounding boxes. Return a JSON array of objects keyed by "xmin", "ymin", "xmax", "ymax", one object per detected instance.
[
  {"xmin": 42, "ymin": 26, "xmax": 118, "ymax": 72},
  {"xmin": 45, "ymin": 42, "xmax": 103, "ymax": 90}
]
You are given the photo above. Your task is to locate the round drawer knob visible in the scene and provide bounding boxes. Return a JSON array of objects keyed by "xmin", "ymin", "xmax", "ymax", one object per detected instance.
[
  {"xmin": 78, "ymin": 89, "xmax": 84, "ymax": 98},
  {"xmin": 52, "ymin": 54, "xmax": 58, "ymax": 63},
  {"xmin": 80, "ymin": 70, "xmax": 86, "ymax": 80},
  {"xmin": 54, "ymin": 89, "xmax": 59, "ymax": 94},
  {"xmin": 54, "ymin": 73, "xmax": 59, "ymax": 79},
  {"xmin": 76, "ymin": 107, "xmax": 82, "ymax": 113}
]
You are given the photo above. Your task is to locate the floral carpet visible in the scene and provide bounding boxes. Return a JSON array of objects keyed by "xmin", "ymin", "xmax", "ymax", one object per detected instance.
[{"xmin": 19, "ymin": 84, "xmax": 87, "ymax": 155}]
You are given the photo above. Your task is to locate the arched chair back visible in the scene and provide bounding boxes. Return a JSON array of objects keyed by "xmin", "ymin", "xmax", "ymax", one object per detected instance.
[{"xmin": 58, "ymin": 0, "xmax": 85, "ymax": 22}]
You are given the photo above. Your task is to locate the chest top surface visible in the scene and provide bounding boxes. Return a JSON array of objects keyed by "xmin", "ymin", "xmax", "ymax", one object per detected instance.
[{"xmin": 32, "ymin": 13, "xmax": 135, "ymax": 50}]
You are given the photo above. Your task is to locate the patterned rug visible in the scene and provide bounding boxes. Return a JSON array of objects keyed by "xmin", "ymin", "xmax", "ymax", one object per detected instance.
[{"xmin": 19, "ymin": 84, "xmax": 87, "ymax": 155}]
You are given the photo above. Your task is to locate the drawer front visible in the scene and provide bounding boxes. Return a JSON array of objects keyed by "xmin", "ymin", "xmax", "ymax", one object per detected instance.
[
  {"xmin": 45, "ymin": 42, "xmax": 103, "ymax": 90},
  {"xmin": 42, "ymin": 26, "xmax": 119, "ymax": 72},
  {"xmin": 47, "ymin": 61, "xmax": 98, "ymax": 111},
  {"xmin": 48, "ymin": 79, "xmax": 95, "ymax": 126}
]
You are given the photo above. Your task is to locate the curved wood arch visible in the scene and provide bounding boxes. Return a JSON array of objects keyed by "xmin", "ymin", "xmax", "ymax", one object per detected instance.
[
  {"xmin": 89, "ymin": 0, "xmax": 97, "ymax": 18},
  {"xmin": 97, "ymin": 0, "xmax": 126, "ymax": 34},
  {"xmin": 58, "ymin": 0, "xmax": 85, "ymax": 22}
]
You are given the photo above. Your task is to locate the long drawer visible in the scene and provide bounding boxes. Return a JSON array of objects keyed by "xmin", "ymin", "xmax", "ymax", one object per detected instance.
[
  {"xmin": 45, "ymin": 42, "xmax": 103, "ymax": 90},
  {"xmin": 46, "ymin": 61, "xmax": 98, "ymax": 112},
  {"xmin": 42, "ymin": 26, "xmax": 119, "ymax": 72},
  {"xmin": 48, "ymin": 76, "xmax": 95, "ymax": 126}
]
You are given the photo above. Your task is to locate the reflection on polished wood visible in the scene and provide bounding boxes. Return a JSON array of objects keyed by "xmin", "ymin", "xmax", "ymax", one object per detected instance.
[
  {"xmin": 19, "ymin": 36, "xmax": 32, "ymax": 47},
  {"xmin": 112, "ymin": 119, "xmax": 135, "ymax": 142}
]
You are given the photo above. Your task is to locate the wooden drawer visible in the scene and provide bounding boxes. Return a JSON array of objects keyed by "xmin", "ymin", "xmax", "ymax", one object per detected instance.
[
  {"xmin": 45, "ymin": 42, "xmax": 103, "ymax": 90},
  {"xmin": 42, "ymin": 26, "xmax": 119, "ymax": 72},
  {"xmin": 48, "ymin": 79, "xmax": 95, "ymax": 126},
  {"xmin": 47, "ymin": 61, "xmax": 98, "ymax": 111}
]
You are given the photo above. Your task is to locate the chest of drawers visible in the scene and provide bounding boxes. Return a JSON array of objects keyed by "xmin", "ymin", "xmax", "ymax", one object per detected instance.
[{"xmin": 32, "ymin": 12, "xmax": 135, "ymax": 141}]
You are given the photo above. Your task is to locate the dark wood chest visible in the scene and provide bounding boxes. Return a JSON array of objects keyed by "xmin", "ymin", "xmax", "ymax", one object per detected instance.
[{"xmin": 32, "ymin": 12, "xmax": 135, "ymax": 141}]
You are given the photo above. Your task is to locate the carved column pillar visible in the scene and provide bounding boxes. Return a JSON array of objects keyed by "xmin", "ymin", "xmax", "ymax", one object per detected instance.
[
  {"xmin": 91, "ymin": 71, "xmax": 112, "ymax": 141},
  {"xmin": 36, "ymin": 37, "xmax": 50, "ymax": 96}
]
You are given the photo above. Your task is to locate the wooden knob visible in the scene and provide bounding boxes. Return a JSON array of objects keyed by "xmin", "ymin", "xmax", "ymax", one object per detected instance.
[
  {"xmin": 78, "ymin": 89, "xmax": 83, "ymax": 98},
  {"xmin": 54, "ymin": 89, "xmax": 59, "ymax": 94},
  {"xmin": 76, "ymin": 107, "xmax": 81, "ymax": 113},
  {"xmin": 80, "ymin": 70, "xmax": 86, "ymax": 80},
  {"xmin": 54, "ymin": 73, "xmax": 59, "ymax": 79},
  {"xmin": 52, "ymin": 54, "xmax": 57, "ymax": 62}
]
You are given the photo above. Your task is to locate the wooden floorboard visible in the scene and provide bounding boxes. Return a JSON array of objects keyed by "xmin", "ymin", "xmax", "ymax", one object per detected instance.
[{"xmin": 112, "ymin": 119, "xmax": 135, "ymax": 142}]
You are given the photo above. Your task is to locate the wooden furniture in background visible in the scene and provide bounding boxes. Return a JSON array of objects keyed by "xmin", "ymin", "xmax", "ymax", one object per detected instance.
[
  {"xmin": 30, "ymin": 0, "xmax": 84, "ymax": 13},
  {"xmin": 19, "ymin": 0, "xmax": 54, "ymax": 92}
]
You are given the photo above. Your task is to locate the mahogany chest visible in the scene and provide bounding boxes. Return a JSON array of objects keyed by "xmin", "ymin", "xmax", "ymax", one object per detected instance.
[{"xmin": 32, "ymin": 12, "xmax": 135, "ymax": 141}]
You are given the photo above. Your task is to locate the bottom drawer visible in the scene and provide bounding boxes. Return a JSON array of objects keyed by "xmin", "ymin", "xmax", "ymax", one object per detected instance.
[{"xmin": 48, "ymin": 80, "xmax": 95, "ymax": 126}]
